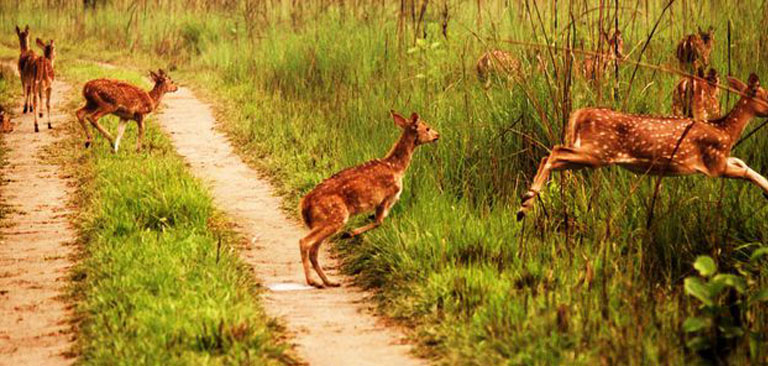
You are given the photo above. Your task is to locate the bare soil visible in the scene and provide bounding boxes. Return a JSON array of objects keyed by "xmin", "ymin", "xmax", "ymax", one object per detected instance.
[
  {"xmin": 156, "ymin": 87, "xmax": 425, "ymax": 366},
  {"xmin": 0, "ymin": 70, "xmax": 75, "ymax": 366}
]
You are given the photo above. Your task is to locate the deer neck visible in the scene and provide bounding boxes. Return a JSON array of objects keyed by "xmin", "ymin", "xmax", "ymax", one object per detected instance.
[
  {"xmin": 718, "ymin": 97, "xmax": 757, "ymax": 142},
  {"xmin": 384, "ymin": 129, "xmax": 418, "ymax": 173},
  {"xmin": 147, "ymin": 84, "xmax": 166, "ymax": 110}
]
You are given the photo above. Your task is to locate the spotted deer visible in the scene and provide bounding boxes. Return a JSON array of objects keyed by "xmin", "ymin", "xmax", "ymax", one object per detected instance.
[
  {"xmin": 582, "ymin": 30, "xmax": 624, "ymax": 81},
  {"xmin": 672, "ymin": 68, "xmax": 721, "ymax": 120},
  {"xmin": 15, "ymin": 25, "xmax": 37, "ymax": 114},
  {"xmin": 517, "ymin": 74, "xmax": 768, "ymax": 220},
  {"xmin": 75, "ymin": 69, "xmax": 178, "ymax": 152},
  {"xmin": 31, "ymin": 38, "xmax": 55, "ymax": 132},
  {"xmin": 298, "ymin": 111, "xmax": 440, "ymax": 288},
  {"xmin": 676, "ymin": 27, "xmax": 714, "ymax": 71},
  {"xmin": 476, "ymin": 50, "xmax": 521, "ymax": 88}
]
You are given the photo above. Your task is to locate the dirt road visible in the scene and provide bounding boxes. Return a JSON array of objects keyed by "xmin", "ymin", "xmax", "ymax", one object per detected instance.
[
  {"xmin": 156, "ymin": 86, "xmax": 424, "ymax": 366},
  {"xmin": 0, "ymin": 66, "xmax": 75, "ymax": 366}
]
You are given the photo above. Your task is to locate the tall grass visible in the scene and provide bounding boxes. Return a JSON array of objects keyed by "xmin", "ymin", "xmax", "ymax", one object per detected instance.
[{"xmin": 3, "ymin": 1, "xmax": 767, "ymax": 364}]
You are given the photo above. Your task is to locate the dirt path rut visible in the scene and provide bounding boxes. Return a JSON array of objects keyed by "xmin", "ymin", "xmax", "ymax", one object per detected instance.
[
  {"xmin": 157, "ymin": 87, "xmax": 423, "ymax": 366},
  {"xmin": 0, "ymin": 70, "xmax": 75, "ymax": 365}
]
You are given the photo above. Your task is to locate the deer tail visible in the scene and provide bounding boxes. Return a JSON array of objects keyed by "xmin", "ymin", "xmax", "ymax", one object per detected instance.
[{"xmin": 565, "ymin": 108, "xmax": 585, "ymax": 146}]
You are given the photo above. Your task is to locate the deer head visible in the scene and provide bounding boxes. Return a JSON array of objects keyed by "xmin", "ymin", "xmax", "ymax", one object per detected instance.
[
  {"xmin": 15, "ymin": 25, "xmax": 30, "ymax": 50},
  {"xmin": 392, "ymin": 111, "xmax": 440, "ymax": 145},
  {"xmin": 149, "ymin": 69, "xmax": 179, "ymax": 94},
  {"xmin": 36, "ymin": 38, "xmax": 55, "ymax": 61},
  {"xmin": 728, "ymin": 74, "xmax": 768, "ymax": 117}
]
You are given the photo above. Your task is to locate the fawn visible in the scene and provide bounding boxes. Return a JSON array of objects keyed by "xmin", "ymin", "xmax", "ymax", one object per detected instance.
[
  {"xmin": 676, "ymin": 27, "xmax": 714, "ymax": 71},
  {"xmin": 476, "ymin": 50, "xmax": 521, "ymax": 88},
  {"xmin": 15, "ymin": 25, "xmax": 37, "ymax": 114},
  {"xmin": 672, "ymin": 68, "xmax": 721, "ymax": 120},
  {"xmin": 31, "ymin": 38, "xmax": 55, "ymax": 132},
  {"xmin": 298, "ymin": 111, "xmax": 439, "ymax": 288},
  {"xmin": 76, "ymin": 69, "xmax": 178, "ymax": 152},
  {"xmin": 517, "ymin": 73, "xmax": 768, "ymax": 220}
]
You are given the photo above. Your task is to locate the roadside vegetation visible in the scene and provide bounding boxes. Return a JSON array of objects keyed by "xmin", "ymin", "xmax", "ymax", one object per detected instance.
[{"xmin": 2, "ymin": 1, "xmax": 767, "ymax": 365}]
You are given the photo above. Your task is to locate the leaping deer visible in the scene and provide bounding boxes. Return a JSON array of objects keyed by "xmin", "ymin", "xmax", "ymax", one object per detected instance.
[
  {"xmin": 298, "ymin": 111, "xmax": 439, "ymax": 288},
  {"xmin": 517, "ymin": 73, "xmax": 768, "ymax": 221},
  {"xmin": 672, "ymin": 67, "xmax": 721, "ymax": 120},
  {"xmin": 15, "ymin": 25, "xmax": 36, "ymax": 114},
  {"xmin": 75, "ymin": 69, "xmax": 178, "ymax": 152},
  {"xmin": 31, "ymin": 38, "xmax": 55, "ymax": 132}
]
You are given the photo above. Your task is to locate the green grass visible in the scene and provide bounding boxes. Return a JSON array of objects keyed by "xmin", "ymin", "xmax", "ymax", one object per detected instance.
[
  {"xmin": 0, "ymin": 55, "xmax": 294, "ymax": 365},
  {"xmin": 3, "ymin": 1, "xmax": 767, "ymax": 365}
]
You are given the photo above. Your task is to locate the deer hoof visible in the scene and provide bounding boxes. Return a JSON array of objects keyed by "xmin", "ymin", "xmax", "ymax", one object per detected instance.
[
  {"xmin": 84, "ymin": 141, "xmax": 91, "ymax": 149},
  {"xmin": 47, "ymin": 123, "xmax": 52, "ymax": 129},
  {"xmin": 23, "ymin": 105, "xmax": 28, "ymax": 113},
  {"xmin": 308, "ymin": 280, "xmax": 325, "ymax": 289},
  {"xmin": 324, "ymin": 281, "xmax": 341, "ymax": 288},
  {"xmin": 340, "ymin": 232, "xmax": 353, "ymax": 239},
  {"xmin": 34, "ymin": 126, "xmax": 39, "ymax": 133},
  {"xmin": 516, "ymin": 210, "xmax": 526, "ymax": 221},
  {"xmin": 38, "ymin": 113, "xmax": 43, "ymax": 118}
]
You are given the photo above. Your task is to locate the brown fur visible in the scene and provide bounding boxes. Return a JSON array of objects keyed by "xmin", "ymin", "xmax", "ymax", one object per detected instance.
[
  {"xmin": 298, "ymin": 111, "xmax": 439, "ymax": 288},
  {"xmin": 476, "ymin": 50, "xmax": 521, "ymax": 88},
  {"xmin": 15, "ymin": 25, "xmax": 37, "ymax": 114},
  {"xmin": 672, "ymin": 68, "xmax": 721, "ymax": 120},
  {"xmin": 75, "ymin": 69, "xmax": 178, "ymax": 152},
  {"xmin": 676, "ymin": 27, "xmax": 714, "ymax": 70},
  {"xmin": 31, "ymin": 38, "xmax": 55, "ymax": 132},
  {"xmin": 518, "ymin": 74, "xmax": 768, "ymax": 220}
]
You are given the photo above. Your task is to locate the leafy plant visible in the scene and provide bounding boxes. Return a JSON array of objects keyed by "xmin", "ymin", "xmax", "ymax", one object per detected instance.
[{"xmin": 683, "ymin": 252, "xmax": 768, "ymax": 365}]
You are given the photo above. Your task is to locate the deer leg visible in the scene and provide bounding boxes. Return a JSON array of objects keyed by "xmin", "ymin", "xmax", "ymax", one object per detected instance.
[
  {"xmin": 21, "ymin": 80, "xmax": 28, "ymax": 113},
  {"xmin": 517, "ymin": 145, "xmax": 604, "ymax": 220},
  {"xmin": 76, "ymin": 107, "xmax": 95, "ymax": 148},
  {"xmin": 342, "ymin": 199, "xmax": 395, "ymax": 239},
  {"xmin": 46, "ymin": 87, "xmax": 52, "ymax": 129},
  {"xmin": 87, "ymin": 111, "xmax": 115, "ymax": 148},
  {"xmin": 32, "ymin": 86, "xmax": 39, "ymax": 133},
  {"xmin": 114, "ymin": 119, "xmax": 128, "ymax": 153},
  {"xmin": 300, "ymin": 223, "xmax": 343, "ymax": 288},
  {"xmin": 136, "ymin": 117, "xmax": 145, "ymax": 152},
  {"xmin": 722, "ymin": 157, "xmax": 768, "ymax": 198},
  {"xmin": 37, "ymin": 87, "xmax": 43, "ymax": 119}
]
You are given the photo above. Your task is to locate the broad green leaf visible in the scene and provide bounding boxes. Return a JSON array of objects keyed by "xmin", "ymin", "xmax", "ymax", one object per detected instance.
[
  {"xmin": 694, "ymin": 256, "xmax": 717, "ymax": 277},
  {"xmin": 750, "ymin": 289, "xmax": 768, "ymax": 303},
  {"xmin": 682, "ymin": 317, "xmax": 709, "ymax": 333},
  {"xmin": 686, "ymin": 336, "xmax": 710, "ymax": 351},
  {"xmin": 750, "ymin": 247, "xmax": 768, "ymax": 261},
  {"xmin": 712, "ymin": 274, "xmax": 746, "ymax": 293},
  {"xmin": 685, "ymin": 277, "xmax": 714, "ymax": 306}
]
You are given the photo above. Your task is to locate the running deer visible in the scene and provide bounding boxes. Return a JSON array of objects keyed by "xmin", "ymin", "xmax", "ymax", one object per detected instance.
[
  {"xmin": 676, "ymin": 27, "xmax": 714, "ymax": 71},
  {"xmin": 476, "ymin": 50, "xmax": 521, "ymax": 88},
  {"xmin": 75, "ymin": 69, "xmax": 178, "ymax": 152},
  {"xmin": 31, "ymin": 38, "xmax": 55, "ymax": 132},
  {"xmin": 15, "ymin": 25, "xmax": 36, "ymax": 114},
  {"xmin": 672, "ymin": 68, "xmax": 721, "ymax": 120},
  {"xmin": 517, "ymin": 73, "xmax": 768, "ymax": 220},
  {"xmin": 298, "ymin": 111, "xmax": 440, "ymax": 288}
]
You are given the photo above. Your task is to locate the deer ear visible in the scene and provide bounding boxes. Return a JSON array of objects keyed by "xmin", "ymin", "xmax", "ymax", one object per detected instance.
[
  {"xmin": 36, "ymin": 38, "xmax": 45, "ymax": 48},
  {"xmin": 728, "ymin": 76, "xmax": 748, "ymax": 92},
  {"xmin": 49, "ymin": 39, "xmax": 54, "ymax": 46},
  {"xmin": 24, "ymin": 25, "xmax": 29, "ymax": 32},
  {"xmin": 391, "ymin": 110, "xmax": 408, "ymax": 129},
  {"xmin": 410, "ymin": 112, "xmax": 420, "ymax": 125},
  {"xmin": 149, "ymin": 70, "xmax": 159, "ymax": 80},
  {"xmin": 157, "ymin": 68, "xmax": 165, "ymax": 76},
  {"xmin": 15, "ymin": 25, "xmax": 20, "ymax": 34}
]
